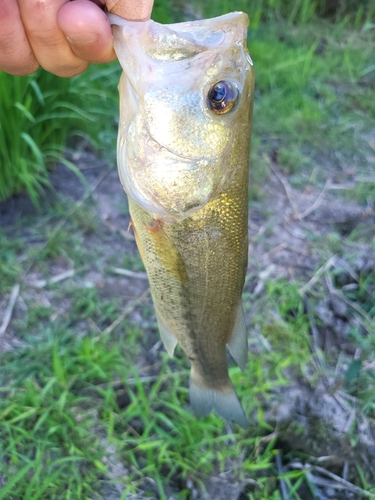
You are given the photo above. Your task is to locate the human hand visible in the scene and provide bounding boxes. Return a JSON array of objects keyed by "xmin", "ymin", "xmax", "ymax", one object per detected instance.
[{"xmin": 0, "ymin": 0, "xmax": 154, "ymax": 77}]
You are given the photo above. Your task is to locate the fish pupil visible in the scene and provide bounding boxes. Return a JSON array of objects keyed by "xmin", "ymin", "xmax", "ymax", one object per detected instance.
[
  {"xmin": 211, "ymin": 83, "xmax": 226, "ymax": 102},
  {"xmin": 207, "ymin": 80, "xmax": 238, "ymax": 114}
]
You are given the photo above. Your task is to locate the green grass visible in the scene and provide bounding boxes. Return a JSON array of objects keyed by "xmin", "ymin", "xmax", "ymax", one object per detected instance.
[
  {"xmin": 0, "ymin": 304, "xmax": 303, "ymax": 499},
  {"xmin": 0, "ymin": 229, "xmax": 23, "ymax": 295},
  {"xmin": 1, "ymin": 0, "xmax": 375, "ymax": 498},
  {"xmin": 251, "ymin": 22, "xmax": 375, "ymax": 194},
  {"xmin": 0, "ymin": 198, "xmax": 317, "ymax": 499},
  {"xmin": 0, "ymin": 64, "xmax": 120, "ymax": 204},
  {"xmin": 187, "ymin": 0, "xmax": 375, "ymax": 25},
  {"xmin": 2, "ymin": 203, "xmax": 375, "ymax": 497},
  {"xmin": 1, "ymin": 200, "xmax": 362, "ymax": 498},
  {"xmin": 0, "ymin": 327, "xmax": 127, "ymax": 499}
]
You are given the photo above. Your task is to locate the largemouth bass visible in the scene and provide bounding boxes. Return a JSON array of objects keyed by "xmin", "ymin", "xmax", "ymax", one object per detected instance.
[{"xmin": 110, "ymin": 12, "xmax": 254, "ymax": 427}]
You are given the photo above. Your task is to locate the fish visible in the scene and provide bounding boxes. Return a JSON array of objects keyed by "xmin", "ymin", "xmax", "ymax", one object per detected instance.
[{"xmin": 109, "ymin": 12, "xmax": 254, "ymax": 428}]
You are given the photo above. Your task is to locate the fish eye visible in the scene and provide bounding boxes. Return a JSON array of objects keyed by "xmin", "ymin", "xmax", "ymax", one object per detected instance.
[{"xmin": 207, "ymin": 80, "xmax": 238, "ymax": 115}]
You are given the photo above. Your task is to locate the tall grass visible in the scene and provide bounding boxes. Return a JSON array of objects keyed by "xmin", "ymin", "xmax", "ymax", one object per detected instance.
[
  {"xmin": 186, "ymin": 0, "xmax": 375, "ymax": 25},
  {"xmin": 0, "ymin": 64, "xmax": 120, "ymax": 205}
]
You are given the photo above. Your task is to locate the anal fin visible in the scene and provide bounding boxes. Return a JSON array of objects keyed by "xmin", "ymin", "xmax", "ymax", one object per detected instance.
[
  {"xmin": 227, "ymin": 303, "xmax": 248, "ymax": 372},
  {"xmin": 155, "ymin": 306, "xmax": 178, "ymax": 357}
]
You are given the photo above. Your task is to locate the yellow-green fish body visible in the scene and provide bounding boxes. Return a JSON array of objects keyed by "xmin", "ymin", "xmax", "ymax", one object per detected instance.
[{"xmin": 110, "ymin": 12, "xmax": 254, "ymax": 427}]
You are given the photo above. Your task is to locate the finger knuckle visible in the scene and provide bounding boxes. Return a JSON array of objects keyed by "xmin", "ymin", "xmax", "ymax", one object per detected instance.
[{"xmin": 43, "ymin": 60, "xmax": 89, "ymax": 78}]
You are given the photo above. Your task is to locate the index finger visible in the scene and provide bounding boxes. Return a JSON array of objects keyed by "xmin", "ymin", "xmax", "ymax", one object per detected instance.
[
  {"xmin": 18, "ymin": 0, "xmax": 88, "ymax": 77},
  {"xmin": 106, "ymin": 0, "xmax": 154, "ymax": 21}
]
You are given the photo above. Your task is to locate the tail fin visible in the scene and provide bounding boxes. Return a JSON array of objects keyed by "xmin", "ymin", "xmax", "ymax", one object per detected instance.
[{"xmin": 189, "ymin": 376, "xmax": 248, "ymax": 429}]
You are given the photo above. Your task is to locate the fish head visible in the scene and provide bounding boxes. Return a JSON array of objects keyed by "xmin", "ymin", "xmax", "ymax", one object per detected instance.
[{"xmin": 111, "ymin": 12, "xmax": 254, "ymax": 222}]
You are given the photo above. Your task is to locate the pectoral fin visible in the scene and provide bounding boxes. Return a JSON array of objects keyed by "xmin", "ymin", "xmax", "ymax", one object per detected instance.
[
  {"xmin": 227, "ymin": 304, "xmax": 248, "ymax": 372},
  {"xmin": 145, "ymin": 219, "xmax": 188, "ymax": 285},
  {"xmin": 155, "ymin": 305, "xmax": 178, "ymax": 357},
  {"xmin": 129, "ymin": 217, "xmax": 146, "ymax": 263}
]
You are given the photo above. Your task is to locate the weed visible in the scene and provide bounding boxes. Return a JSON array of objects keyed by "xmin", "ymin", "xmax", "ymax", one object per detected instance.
[
  {"xmin": 69, "ymin": 286, "xmax": 122, "ymax": 328},
  {"xmin": 0, "ymin": 229, "xmax": 23, "ymax": 294},
  {"xmin": 121, "ymin": 253, "xmax": 146, "ymax": 272},
  {"xmin": 65, "ymin": 205, "xmax": 98, "ymax": 234},
  {"xmin": 0, "ymin": 326, "xmax": 129, "ymax": 499},
  {"xmin": 0, "ymin": 63, "xmax": 120, "ymax": 204}
]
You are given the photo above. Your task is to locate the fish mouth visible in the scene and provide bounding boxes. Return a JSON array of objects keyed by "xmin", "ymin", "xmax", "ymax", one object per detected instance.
[{"xmin": 109, "ymin": 12, "xmax": 249, "ymax": 52}]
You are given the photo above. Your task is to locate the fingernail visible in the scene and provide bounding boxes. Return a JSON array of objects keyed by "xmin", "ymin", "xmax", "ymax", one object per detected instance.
[{"xmin": 66, "ymin": 33, "xmax": 99, "ymax": 44}]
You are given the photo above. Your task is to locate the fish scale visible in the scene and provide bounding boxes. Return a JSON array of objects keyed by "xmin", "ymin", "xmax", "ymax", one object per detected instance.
[{"xmin": 110, "ymin": 11, "xmax": 254, "ymax": 427}]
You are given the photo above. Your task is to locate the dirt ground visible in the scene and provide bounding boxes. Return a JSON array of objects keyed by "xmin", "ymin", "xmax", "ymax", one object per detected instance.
[{"xmin": 1, "ymin": 145, "xmax": 375, "ymax": 499}]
